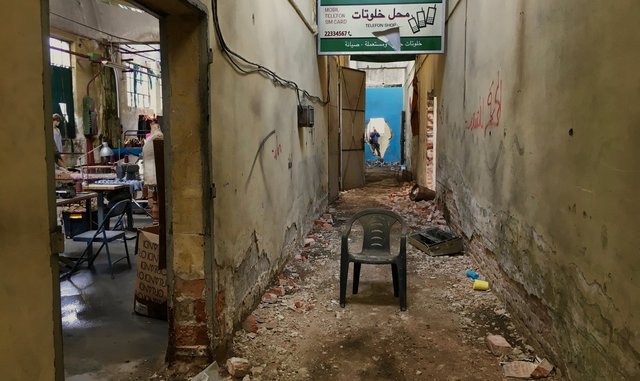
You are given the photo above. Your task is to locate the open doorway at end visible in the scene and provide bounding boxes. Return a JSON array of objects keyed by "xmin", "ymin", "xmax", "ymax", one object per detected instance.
[
  {"xmin": 364, "ymin": 87, "xmax": 404, "ymax": 163},
  {"xmin": 350, "ymin": 61, "xmax": 411, "ymax": 170}
]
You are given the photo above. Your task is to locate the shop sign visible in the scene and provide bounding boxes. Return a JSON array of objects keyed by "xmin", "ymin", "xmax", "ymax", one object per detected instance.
[{"xmin": 318, "ymin": 0, "xmax": 446, "ymax": 55}]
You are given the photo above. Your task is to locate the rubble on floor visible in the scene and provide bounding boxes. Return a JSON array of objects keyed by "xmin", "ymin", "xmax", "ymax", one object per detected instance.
[
  {"xmin": 226, "ymin": 358, "xmax": 251, "ymax": 378},
  {"xmin": 221, "ymin": 173, "xmax": 560, "ymax": 380},
  {"xmin": 191, "ymin": 362, "xmax": 222, "ymax": 381},
  {"xmin": 486, "ymin": 334, "xmax": 513, "ymax": 356},
  {"xmin": 502, "ymin": 358, "xmax": 555, "ymax": 379}
]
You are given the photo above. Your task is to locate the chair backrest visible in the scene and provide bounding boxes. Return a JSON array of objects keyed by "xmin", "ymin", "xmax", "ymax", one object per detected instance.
[
  {"xmin": 97, "ymin": 199, "xmax": 131, "ymax": 233},
  {"xmin": 344, "ymin": 209, "xmax": 406, "ymax": 252}
]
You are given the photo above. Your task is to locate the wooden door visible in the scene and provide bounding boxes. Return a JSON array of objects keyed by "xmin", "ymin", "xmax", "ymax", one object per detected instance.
[{"xmin": 340, "ymin": 67, "xmax": 366, "ymax": 190}]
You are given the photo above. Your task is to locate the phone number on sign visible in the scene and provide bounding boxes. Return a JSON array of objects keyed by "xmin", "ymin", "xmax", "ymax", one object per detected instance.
[{"xmin": 324, "ymin": 31, "xmax": 352, "ymax": 37}]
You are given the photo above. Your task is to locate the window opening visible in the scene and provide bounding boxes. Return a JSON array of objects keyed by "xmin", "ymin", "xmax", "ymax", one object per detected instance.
[
  {"xmin": 123, "ymin": 43, "xmax": 161, "ymax": 112},
  {"xmin": 49, "ymin": 37, "xmax": 75, "ymax": 139},
  {"xmin": 126, "ymin": 63, "xmax": 153, "ymax": 108},
  {"xmin": 49, "ymin": 37, "xmax": 71, "ymax": 68}
]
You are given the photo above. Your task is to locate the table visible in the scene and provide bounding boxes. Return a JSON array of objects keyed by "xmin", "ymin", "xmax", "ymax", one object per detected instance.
[
  {"xmin": 56, "ymin": 192, "xmax": 98, "ymax": 231},
  {"xmin": 56, "ymin": 191, "xmax": 97, "ymax": 207},
  {"xmin": 82, "ymin": 184, "xmax": 129, "ymax": 223},
  {"xmin": 56, "ymin": 192, "xmax": 97, "ymax": 276}
]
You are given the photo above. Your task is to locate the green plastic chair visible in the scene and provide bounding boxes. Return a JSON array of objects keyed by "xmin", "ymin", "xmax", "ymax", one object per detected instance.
[{"xmin": 340, "ymin": 208, "xmax": 407, "ymax": 310}]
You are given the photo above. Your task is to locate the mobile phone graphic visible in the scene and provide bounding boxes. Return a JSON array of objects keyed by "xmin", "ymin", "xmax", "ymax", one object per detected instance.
[
  {"xmin": 417, "ymin": 9, "xmax": 426, "ymax": 28},
  {"xmin": 426, "ymin": 6, "xmax": 436, "ymax": 25},
  {"xmin": 408, "ymin": 17, "xmax": 419, "ymax": 34}
]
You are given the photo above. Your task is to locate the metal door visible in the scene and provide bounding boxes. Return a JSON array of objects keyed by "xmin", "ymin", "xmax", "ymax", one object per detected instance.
[{"xmin": 340, "ymin": 67, "xmax": 366, "ymax": 190}]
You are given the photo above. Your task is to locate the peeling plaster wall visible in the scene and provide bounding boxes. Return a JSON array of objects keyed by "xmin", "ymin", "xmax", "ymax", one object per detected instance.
[
  {"xmin": 0, "ymin": 0, "xmax": 61, "ymax": 379},
  {"xmin": 425, "ymin": 0, "xmax": 640, "ymax": 379},
  {"xmin": 210, "ymin": 0, "xmax": 328, "ymax": 349}
]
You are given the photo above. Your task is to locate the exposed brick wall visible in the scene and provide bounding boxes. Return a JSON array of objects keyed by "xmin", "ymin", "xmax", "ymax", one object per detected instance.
[
  {"xmin": 438, "ymin": 187, "xmax": 563, "ymax": 374},
  {"xmin": 438, "ymin": 184, "xmax": 639, "ymax": 380},
  {"xmin": 425, "ymin": 97, "xmax": 435, "ymax": 189},
  {"xmin": 212, "ymin": 196, "xmax": 328, "ymax": 361},
  {"xmin": 168, "ymin": 278, "xmax": 211, "ymax": 363}
]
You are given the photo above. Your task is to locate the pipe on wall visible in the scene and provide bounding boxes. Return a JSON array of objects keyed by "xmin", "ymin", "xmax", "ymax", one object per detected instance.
[{"xmin": 287, "ymin": 0, "xmax": 318, "ymax": 35}]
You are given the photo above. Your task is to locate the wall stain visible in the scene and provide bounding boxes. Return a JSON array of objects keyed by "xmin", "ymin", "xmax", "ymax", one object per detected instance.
[
  {"xmin": 601, "ymin": 225, "xmax": 608, "ymax": 250},
  {"xmin": 486, "ymin": 140, "xmax": 504, "ymax": 175},
  {"xmin": 513, "ymin": 135, "xmax": 525, "ymax": 156}
]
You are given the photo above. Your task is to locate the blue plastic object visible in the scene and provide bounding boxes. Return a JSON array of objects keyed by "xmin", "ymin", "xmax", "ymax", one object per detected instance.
[{"xmin": 466, "ymin": 270, "xmax": 480, "ymax": 280}]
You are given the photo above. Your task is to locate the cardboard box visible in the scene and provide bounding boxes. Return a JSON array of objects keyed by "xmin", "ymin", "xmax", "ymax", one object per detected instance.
[{"xmin": 134, "ymin": 225, "xmax": 167, "ymax": 320}]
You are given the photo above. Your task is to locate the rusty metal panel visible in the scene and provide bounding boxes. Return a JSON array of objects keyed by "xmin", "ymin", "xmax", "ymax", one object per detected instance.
[
  {"xmin": 328, "ymin": 59, "xmax": 341, "ymax": 201},
  {"xmin": 340, "ymin": 67, "xmax": 366, "ymax": 190}
]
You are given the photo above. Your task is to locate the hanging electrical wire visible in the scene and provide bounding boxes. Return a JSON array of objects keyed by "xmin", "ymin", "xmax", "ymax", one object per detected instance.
[
  {"xmin": 211, "ymin": 0, "xmax": 326, "ymax": 105},
  {"xmin": 50, "ymin": 11, "xmax": 160, "ymax": 63},
  {"xmin": 119, "ymin": 45, "xmax": 160, "ymax": 64}
]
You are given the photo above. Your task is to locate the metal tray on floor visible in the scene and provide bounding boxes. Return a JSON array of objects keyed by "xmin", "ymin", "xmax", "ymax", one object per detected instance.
[{"xmin": 408, "ymin": 227, "xmax": 463, "ymax": 256}]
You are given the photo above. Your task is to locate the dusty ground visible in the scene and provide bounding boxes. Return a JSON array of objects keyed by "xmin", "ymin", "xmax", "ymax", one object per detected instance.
[
  {"xmin": 214, "ymin": 167, "xmax": 563, "ymax": 381},
  {"xmin": 85, "ymin": 167, "xmax": 561, "ymax": 381}
]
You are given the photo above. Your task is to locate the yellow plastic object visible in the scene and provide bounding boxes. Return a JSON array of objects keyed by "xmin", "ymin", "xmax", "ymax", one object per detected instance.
[{"xmin": 473, "ymin": 279, "xmax": 489, "ymax": 291}]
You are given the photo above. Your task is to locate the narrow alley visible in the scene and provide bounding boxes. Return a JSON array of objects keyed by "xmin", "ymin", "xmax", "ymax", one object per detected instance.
[
  {"xmin": 209, "ymin": 167, "xmax": 559, "ymax": 381},
  {"xmin": 2, "ymin": 1, "xmax": 639, "ymax": 380}
]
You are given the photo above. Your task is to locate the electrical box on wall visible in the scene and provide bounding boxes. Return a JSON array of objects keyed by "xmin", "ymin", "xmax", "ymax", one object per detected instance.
[{"xmin": 298, "ymin": 105, "xmax": 314, "ymax": 128}]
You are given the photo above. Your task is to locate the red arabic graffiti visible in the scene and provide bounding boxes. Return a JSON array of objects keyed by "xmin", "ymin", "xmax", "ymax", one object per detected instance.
[{"xmin": 466, "ymin": 71, "xmax": 502, "ymax": 135}]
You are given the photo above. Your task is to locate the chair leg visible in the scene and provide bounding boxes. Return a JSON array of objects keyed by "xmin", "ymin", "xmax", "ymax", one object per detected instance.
[
  {"xmin": 88, "ymin": 242, "xmax": 105, "ymax": 269},
  {"xmin": 391, "ymin": 264, "xmax": 399, "ymax": 297},
  {"xmin": 123, "ymin": 237, "xmax": 131, "ymax": 269},
  {"xmin": 126, "ymin": 206, "xmax": 134, "ymax": 232},
  {"xmin": 83, "ymin": 243, "xmax": 93, "ymax": 269},
  {"xmin": 104, "ymin": 242, "xmax": 115, "ymax": 279},
  {"xmin": 62, "ymin": 243, "xmax": 91, "ymax": 279},
  {"xmin": 339, "ymin": 259, "xmax": 349, "ymax": 308},
  {"xmin": 398, "ymin": 259, "xmax": 407, "ymax": 311},
  {"xmin": 352, "ymin": 263, "xmax": 361, "ymax": 294}
]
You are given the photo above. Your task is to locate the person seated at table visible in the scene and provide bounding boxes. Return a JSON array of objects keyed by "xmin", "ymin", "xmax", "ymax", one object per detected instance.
[{"xmin": 54, "ymin": 152, "xmax": 67, "ymax": 171}]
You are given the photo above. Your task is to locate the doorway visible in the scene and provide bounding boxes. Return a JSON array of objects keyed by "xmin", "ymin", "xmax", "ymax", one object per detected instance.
[
  {"xmin": 49, "ymin": 1, "xmax": 167, "ymax": 378},
  {"xmin": 364, "ymin": 87, "xmax": 403, "ymax": 163},
  {"xmin": 47, "ymin": 0, "xmax": 211, "ymax": 378}
]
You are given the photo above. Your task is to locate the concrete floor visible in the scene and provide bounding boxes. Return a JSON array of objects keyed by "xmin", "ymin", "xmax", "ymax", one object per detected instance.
[{"xmin": 59, "ymin": 215, "xmax": 167, "ymax": 380}]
